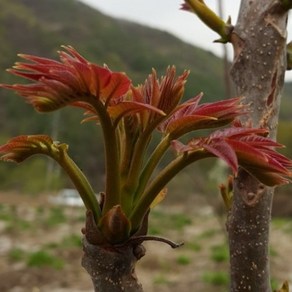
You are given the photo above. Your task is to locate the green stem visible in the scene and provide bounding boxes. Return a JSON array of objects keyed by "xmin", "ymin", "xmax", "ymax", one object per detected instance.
[
  {"xmin": 119, "ymin": 121, "xmax": 138, "ymax": 183},
  {"xmin": 124, "ymin": 117, "xmax": 167, "ymax": 199},
  {"xmin": 133, "ymin": 135, "xmax": 171, "ymax": 202},
  {"xmin": 123, "ymin": 130, "xmax": 152, "ymax": 195},
  {"xmin": 55, "ymin": 145, "xmax": 101, "ymax": 223},
  {"xmin": 185, "ymin": 0, "xmax": 233, "ymax": 43},
  {"xmin": 92, "ymin": 100, "xmax": 121, "ymax": 214},
  {"xmin": 130, "ymin": 150, "xmax": 211, "ymax": 230}
]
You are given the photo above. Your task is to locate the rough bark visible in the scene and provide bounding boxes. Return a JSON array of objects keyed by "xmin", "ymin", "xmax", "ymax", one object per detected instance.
[
  {"xmin": 81, "ymin": 211, "xmax": 145, "ymax": 292},
  {"xmin": 82, "ymin": 238, "xmax": 144, "ymax": 292},
  {"xmin": 227, "ymin": 1, "xmax": 288, "ymax": 291}
]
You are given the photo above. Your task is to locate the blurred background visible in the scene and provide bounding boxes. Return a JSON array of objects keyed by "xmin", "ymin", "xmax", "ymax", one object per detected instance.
[{"xmin": 0, "ymin": 0, "xmax": 292, "ymax": 291}]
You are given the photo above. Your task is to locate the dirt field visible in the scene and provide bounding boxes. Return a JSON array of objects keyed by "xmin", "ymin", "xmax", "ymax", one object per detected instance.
[{"xmin": 0, "ymin": 191, "xmax": 292, "ymax": 292}]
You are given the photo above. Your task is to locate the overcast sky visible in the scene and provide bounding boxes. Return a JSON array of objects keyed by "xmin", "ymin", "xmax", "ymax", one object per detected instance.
[
  {"xmin": 81, "ymin": 0, "xmax": 292, "ymax": 80},
  {"xmin": 81, "ymin": 0, "xmax": 240, "ymax": 57}
]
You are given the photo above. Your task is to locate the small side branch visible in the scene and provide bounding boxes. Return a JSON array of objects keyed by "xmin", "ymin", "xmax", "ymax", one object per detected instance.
[
  {"xmin": 119, "ymin": 235, "xmax": 184, "ymax": 249},
  {"xmin": 182, "ymin": 0, "xmax": 233, "ymax": 43}
]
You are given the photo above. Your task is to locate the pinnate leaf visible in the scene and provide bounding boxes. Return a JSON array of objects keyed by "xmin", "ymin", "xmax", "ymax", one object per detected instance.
[
  {"xmin": 0, "ymin": 135, "xmax": 61, "ymax": 163},
  {"xmin": 173, "ymin": 125, "xmax": 292, "ymax": 186}
]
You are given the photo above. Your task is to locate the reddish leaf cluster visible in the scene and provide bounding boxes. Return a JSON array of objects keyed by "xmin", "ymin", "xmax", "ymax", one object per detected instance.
[
  {"xmin": 1, "ymin": 46, "xmax": 131, "ymax": 112},
  {"xmin": 129, "ymin": 67, "xmax": 189, "ymax": 130},
  {"xmin": 0, "ymin": 135, "xmax": 58, "ymax": 163},
  {"xmin": 158, "ymin": 94, "xmax": 245, "ymax": 137},
  {"xmin": 1, "ymin": 47, "xmax": 169, "ymax": 125},
  {"xmin": 172, "ymin": 124, "xmax": 292, "ymax": 186}
]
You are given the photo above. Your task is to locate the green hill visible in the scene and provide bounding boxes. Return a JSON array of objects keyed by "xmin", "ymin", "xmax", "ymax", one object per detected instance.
[{"xmin": 0, "ymin": 0, "xmax": 226, "ymax": 93}]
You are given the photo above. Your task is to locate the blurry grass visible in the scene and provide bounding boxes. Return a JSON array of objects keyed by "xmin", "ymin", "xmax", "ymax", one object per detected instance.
[
  {"xmin": 0, "ymin": 213, "xmax": 13, "ymax": 221},
  {"xmin": 0, "ymin": 205, "xmax": 21, "ymax": 222},
  {"xmin": 2, "ymin": 197, "xmax": 289, "ymax": 290},
  {"xmin": 9, "ymin": 246, "xmax": 65, "ymax": 270},
  {"xmin": 272, "ymin": 218, "xmax": 292, "ymax": 233},
  {"xmin": 5, "ymin": 218, "xmax": 32, "ymax": 233},
  {"xmin": 197, "ymin": 228, "xmax": 218, "ymax": 239},
  {"xmin": 271, "ymin": 278, "xmax": 280, "ymax": 291},
  {"xmin": 45, "ymin": 207, "xmax": 67, "ymax": 227},
  {"xmin": 153, "ymin": 274, "xmax": 170, "ymax": 285},
  {"xmin": 186, "ymin": 241, "xmax": 202, "ymax": 252},
  {"xmin": 202, "ymin": 271, "xmax": 229, "ymax": 286},
  {"xmin": 61, "ymin": 233, "xmax": 82, "ymax": 248},
  {"xmin": 148, "ymin": 225, "xmax": 161, "ymax": 235},
  {"xmin": 210, "ymin": 244, "xmax": 229, "ymax": 263},
  {"xmin": 272, "ymin": 218, "xmax": 288, "ymax": 228},
  {"xmin": 43, "ymin": 242, "xmax": 60, "ymax": 249},
  {"xmin": 8, "ymin": 247, "xmax": 26, "ymax": 262},
  {"xmin": 270, "ymin": 246, "xmax": 278, "ymax": 257},
  {"xmin": 27, "ymin": 250, "xmax": 64, "ymax": 269},
  {"xmin": 1, "ymin": 205, "xmax": 68, "ymax": 231},
  {"xmin": 40, "ymin": 234, "xmax": 82, "ymax": 250},
  {"xmin": 148, "ymin": 209, "xmax": 192, "ymax": 235},
  {"xmin": 176, "ymin": 255, "xmax": 191, "ymax": 265}
]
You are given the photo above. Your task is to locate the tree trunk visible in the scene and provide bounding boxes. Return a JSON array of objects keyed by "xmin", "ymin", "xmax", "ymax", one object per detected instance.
[
  {"xmin": 82, "ymin": 238, "xmax": 144, "ymax": 292},
  {"xmin": 81, "ymin": 211, "xmax": 145, "ymax": 292},
  {"xmin": 227, "ymin": 1, "xmax": 288, "ymax": 291}
]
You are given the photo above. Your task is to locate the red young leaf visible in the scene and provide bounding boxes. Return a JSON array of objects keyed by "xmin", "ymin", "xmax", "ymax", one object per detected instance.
[
  {"xmin": 171, "ymin": 140, "xmax": 193, "ymax": 153},
  {"xmin": 0, "ymin": 135, "xmax": 59, "ymax": 163},
  {"xmin": 130, "ymin": 67, "xmax": 189, "ymax": 130},
  {"xmin": 203, "ymin": 140, "xmax": 238, "ymax": 173},
  {"xmin": 108, "ymin": 101, "xmax": 166, "ymax": 125},
  {"xmin": 159, "ymin": 96, "xmax": 245, "ymax": 137},
  {"xmin": 164, "ymin": 114, "xmax": 217, "ymax": 136},
  {"xmin": 173, "ymin": 124, "xmax": 292, "ymax": 186},
  {"xmin": 1, "ymin": 46, "xmax": 131, "ymax": 113},
  {"xmin": 101, "ymin": 71, "xmax": 131, "ymax": 105}
]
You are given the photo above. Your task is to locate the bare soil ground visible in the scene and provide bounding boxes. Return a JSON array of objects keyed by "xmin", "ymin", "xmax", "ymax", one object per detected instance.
[{"xmin": 0, "ymin": 191, "xmax": 292, "ymax": 292}]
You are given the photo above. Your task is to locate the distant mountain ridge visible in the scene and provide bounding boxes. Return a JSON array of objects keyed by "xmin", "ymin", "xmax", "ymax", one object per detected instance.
[{"xmin": 0, "ymin": 0, "xmax": 226, "ymax": 90}]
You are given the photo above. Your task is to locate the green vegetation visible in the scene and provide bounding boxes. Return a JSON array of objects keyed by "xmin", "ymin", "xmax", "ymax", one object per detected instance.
[
  {"xmin": 197, "ymin": 228, "xmax": 218, "ymax": 239},
  {"xmin": 272, "ymin": 218, "xmax": 292, "ymax": 233},
  {"xmin": 153, "ymin": 274, "xmax": 170, "ymax": 285},
  {"xmin": 4, "ymin": 216, "xmax": 32, "ymax": 233},
  {"xmin": 27, "ymin": 250, "xmax": 64, "ymax": 269},
  {"xmin": 61, "ymin": 233, "xmax": 82, "ymax": 248},
  {"xmin": 186, "ymin": 241, "xmax": 202, "ymax": 252},
  {"xmin": 8, "ymin": 244, "xmax": 65, "ymax": 270},
  {"xmin": 271, "ymin": 278, "xmax": 280, "ymax": 291},
  {"xmin": 0, "ymin": 202, "xmax": 290, "ymax": 290},
  {"xmin": 210, "ymin": 244, "xmax": 229, "ymax": 263},
  {"xmin": 269, "ymin": 246, "xmax": 278, "ymax": 257},
  {"xmin": 202, "ymin": 271, "xmax": 229, "ymax": 286},
  {"xmin": 148, "ymin": 209, "xmax": 192, "ymax": 235},
  {"xmin": 8, "ymin": 247, "xmax": 26, "ymax": 262},
  {"xmin": 0, "ymin": 204, "xmax": 13, "ymax": 221},
  {"xmin": 176, "ymin": 255, "xmax": 192, "ymax": 265},
  {"xmin": 45, "ymin": 207, "xmax": 67, "ymax": 227},
  {"xmin": 43, "ymin": 234, "xmax": 82, "ymax": 250}
]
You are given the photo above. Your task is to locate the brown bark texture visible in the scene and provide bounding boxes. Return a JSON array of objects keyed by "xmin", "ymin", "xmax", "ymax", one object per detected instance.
[
  {"xmin": 82, "ymin": 238, "xmax": 144, "ymax": 292},
  {"xmin": 81, "ymin": 211, "xmax": 145, "ymax": 292},
  {"xmin": 227, "ymin": 1, "xmax": 288, "ymax": 291}
]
